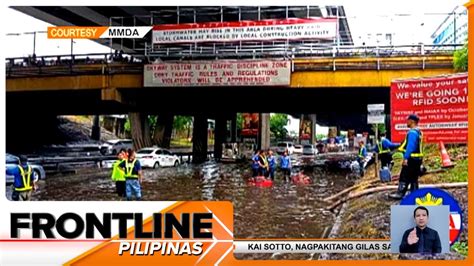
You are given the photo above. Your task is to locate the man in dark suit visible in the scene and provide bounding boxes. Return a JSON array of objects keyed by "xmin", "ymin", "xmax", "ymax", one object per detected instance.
[{"xmin": 399, "ymin": 206, "xmax": 442, "ymax": 253}]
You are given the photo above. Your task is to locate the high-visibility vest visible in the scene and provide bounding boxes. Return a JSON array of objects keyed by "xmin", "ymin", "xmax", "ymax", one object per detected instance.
[
  {"xmin": 111, "ymin": 159, "xmax": 126, "ymax": 181},
  {"xmin": 125, "ymin": 159, "xmax": 139, "ymax": 178},
  {"xmin": 15, "ymin": 165, "xmax": 32, "ymax": 192},
  {"xmin": 377, "ymin": 140, "xmax": 391, "ymax": 154},
  {"xmin": 259, "ymin": 154, "xmax": 268, "ymax": 168},
  {"xmin": 358, "ymin": 146, "xmax": 366, "ymax": 158},
  {"xmin": 398, "ymin": 128, "xmax": 424, "ymax": 158}
]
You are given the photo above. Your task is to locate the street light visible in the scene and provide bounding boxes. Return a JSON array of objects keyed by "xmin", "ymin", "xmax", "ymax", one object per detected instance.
[{"xmin": 6, "ymin": 31, "xmax": 47, "ymax": 56}]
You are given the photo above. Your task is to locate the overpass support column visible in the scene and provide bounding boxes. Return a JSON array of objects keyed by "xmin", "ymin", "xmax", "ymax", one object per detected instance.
[
  {"xmin": 153, "ymin": 114, "xmax": 174, "ymax": 148},
  {"xmin": 192, "ymin": 115, "xmax": 208, "ymax": 164},
  {"xmin": 259, "ymin": 113, "xmax": 270, "ymax": 150},
  {"xmin": 91, "ymin": 115, "xmax": 101, "ymax": 141},
  {"xmin": 310, "ymin": 114, "xmax": 317, "ymax": 144},
  {"xmin": 214, "ymin": 116, "xmax": 227, "ymax": 160},
  {"xmin": 129, "ymin": 112, "xmax": 153, "ymax": 151},
  {"xmin": 230, "ymin": 114, "xmax": 237, "ymax": 143}
]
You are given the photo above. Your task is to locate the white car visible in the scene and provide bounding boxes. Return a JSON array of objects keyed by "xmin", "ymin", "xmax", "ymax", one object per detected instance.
[
  {"xmin": 302, "ymin": 144, "xmax": 318, "ymax": 155},
  {"xmin": 293, "ymin": 145, "xmax": 304, "ymax": 154},
  {"xmin": 276, "ymin": 142, "xmax": 294, "ymax": 155},
  {"xmin": 135, "ymin": 148, "xmax": 181, "ymax": 168},
  {"xmin": 100, "ymin": 139, "xmax": 134, "ymax": 155}
]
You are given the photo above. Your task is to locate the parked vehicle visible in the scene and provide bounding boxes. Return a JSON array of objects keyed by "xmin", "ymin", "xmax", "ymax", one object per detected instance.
[
  {"xmin": 239, "ymin": 139, "xmax": 256, "ymax": 160},
  {"xmin": 276, "ymin": 142, "xmax": 294, "ymax": 155},
  {"xmin": 222, "ymin": 143, "xmax": 241, "ymax": 162},
  {"xmin": 135, "ymin": 148, "xmax": 181, "ymax": 168},
  {"xmin": 6, "ymin": 154, "xmax": 46, "ymax": 184},
  {"xmin": 100, "ymin": 139, "xmax": 134, "ymax": 155},
  {"xmin": 302, "ymin": 144, "xmax": 318, "ymax": 155},
  {"xmin": 293, "ymin": 145, "xmax": 303, "ymax": 154}
]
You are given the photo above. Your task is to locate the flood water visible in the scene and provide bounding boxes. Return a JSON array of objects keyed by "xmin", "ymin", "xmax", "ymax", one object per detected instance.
[{"xmin": 26, "ymin": 155, "xmax": 357, "ymax": 259}]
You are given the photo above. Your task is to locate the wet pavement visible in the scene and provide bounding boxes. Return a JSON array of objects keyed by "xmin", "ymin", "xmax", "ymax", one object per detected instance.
[{"xmin": 10, "ymin": 155, "xmax": 357, "ymax": 259}]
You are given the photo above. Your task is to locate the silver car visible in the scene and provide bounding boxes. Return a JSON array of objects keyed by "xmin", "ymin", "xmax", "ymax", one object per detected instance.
[
  {"xmin": 100, "ymin": 139, "xmax": 134, "ymax": 155},
  {"xmin": 302, "ymin": 144, "xmax": 318, "ymax": 155},
  {"xmin": 6, "ymin": 154, "xmax": 46, "ymax": 184}
]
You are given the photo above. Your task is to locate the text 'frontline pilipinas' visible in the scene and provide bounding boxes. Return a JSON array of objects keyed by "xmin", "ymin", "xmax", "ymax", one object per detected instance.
[
  {"xmin": 11, "ymin": 212, "xmax": 213, "ymax": 239},
  {"xmin": 11, "ymin": 213, "xmax": 214, "ymax": 255}
]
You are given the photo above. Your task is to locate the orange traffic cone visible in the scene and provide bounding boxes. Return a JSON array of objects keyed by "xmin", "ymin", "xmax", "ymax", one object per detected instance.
[{"xmin": 439, "ymin": 141, "xmax": 455, "ymax": 168}]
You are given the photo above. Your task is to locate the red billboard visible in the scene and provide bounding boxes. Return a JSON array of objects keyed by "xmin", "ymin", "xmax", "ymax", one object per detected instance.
[
  {"xmin": 390, "ymin": 73, "xmax": 467, "ymax": 143},
  {"xmin": 241, "ymin": 113, "xmax": 259, "ymax": 136},
  {"xmin": 299, "ymin": 116, "xmax": 312, "ymax": 140}
]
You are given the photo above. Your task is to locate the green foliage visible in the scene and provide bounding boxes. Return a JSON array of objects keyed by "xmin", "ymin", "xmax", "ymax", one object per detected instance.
[
  {"xmin": 451, "ymin": 241, "xmax": 468, "ymax": 257},
  {"xmin": 453, "ymin": 43, "xmax": 468, "ymax": 72},
  {"xmin": 441, "ymin": 159, "xmax": 467, "ymax": 182},
  {"xmin": 124, "ymin": 118, "xmax": 131, "ymax": 134},
  {"xmin": 236, "ymin": 113, "xmax": 243, "ymax": 131},
  {"xmin": 148, "ymin": 115, "xmax": 157, "ymax": 129},
  {"xmin": 316, "ymin": 134, "xmax": 327, "ymax": 140},
  {"xmin": 270, "ymin": 114, "xmax": 288, "ymax": 140},
  {"xmin": 173, "ymin": 116, "xmax": 192, "ymax": 132},
  {"xmin": 371, "ymin": 123, "xmax": 386, "ymax": 134}
]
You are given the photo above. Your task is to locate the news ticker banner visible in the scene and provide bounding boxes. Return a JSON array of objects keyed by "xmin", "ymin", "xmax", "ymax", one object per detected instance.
[
  {"xmin": 152, "ymin": 18, "xmax": 337, "ymax": 44},
  {"xmin": 47, "ymin": 26, "xmax": 153, "ymax": 39},
  {"xmin": 390, "ymin": 73, "xmax": 468, "ymax": 143},
  {"xmin": 234, "ymin": 240, "xmax": 391, "ymax": 253},
  {"xmin": 0, "ymin": 201, "xmax": 401, "ymax": 265},
  {"xmin": 143, "ymin": 60, "xmax": 291, "ymax": 87}
]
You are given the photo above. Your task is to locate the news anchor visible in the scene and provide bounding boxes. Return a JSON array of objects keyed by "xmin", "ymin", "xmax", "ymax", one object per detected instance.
[{"xmin": 399, "ymin": 206, "xmax": 441, "ymax": 253}]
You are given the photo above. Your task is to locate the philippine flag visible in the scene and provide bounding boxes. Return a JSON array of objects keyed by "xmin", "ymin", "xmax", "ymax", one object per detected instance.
[{"xmin": 449, "ymin": 212, "xmax": 462, "ymax": 243}]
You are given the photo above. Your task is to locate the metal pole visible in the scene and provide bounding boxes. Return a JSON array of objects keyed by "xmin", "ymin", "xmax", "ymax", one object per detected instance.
[
  {"xmin": 33, "ymin": 32, "xmax": 36, "ymax": 55},
  {"xmin": 453, "ymin": 11, "xmax": 457, "ymax": 44},
  {"xmin": 121, "ymin": 17, "xmax": 124, "ymax": 51},
  {"xmin": 375, "ymin": 124, "xmax": 379, "ymax": 179},
  {"xmin": 221, "ymin": 6, "xmax": 223, "ymax": 22},
  {"xmin": 109, "ymin": 17, "xmax": 113, "ymax": 54},
  {"xmin": 336, "ymin": 6, "xmax": 340, "ymax": 48}
]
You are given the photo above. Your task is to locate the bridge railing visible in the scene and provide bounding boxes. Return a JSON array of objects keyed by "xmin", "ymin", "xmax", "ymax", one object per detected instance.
[
  {"xmin": 6, "ymin": 44, "xmax": 459, "ymax": 77},
  {"xmin": 6, "ymin": 53, "xmax": 144, "ymax": 77},
  {"xmin": 148, "ymin": 43, "xmax": 462, "ymax": 60}
]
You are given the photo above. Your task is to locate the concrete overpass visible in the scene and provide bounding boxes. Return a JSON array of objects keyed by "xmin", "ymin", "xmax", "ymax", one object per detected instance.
[
  {"xmin": 7, "ymin": 55, "xmax": 454, "ymax": 117},
  {"xmin": 6, "ymin": 54, "xmax": 454, "ymax": 158},
  {"xmin": 6, "ymin": 5, "xmax": 457, "ymax": 160}
]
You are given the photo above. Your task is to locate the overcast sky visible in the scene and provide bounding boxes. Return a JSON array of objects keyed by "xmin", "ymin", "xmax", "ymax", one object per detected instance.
[{"xmin": 4, "ymin": 1, "xmax": 467, "ymax": 57}]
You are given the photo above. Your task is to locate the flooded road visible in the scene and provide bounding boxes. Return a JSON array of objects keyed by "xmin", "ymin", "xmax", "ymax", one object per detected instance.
[{"xmin": 29, "ymin": 157, "xmax": 357, "ymax": 259}]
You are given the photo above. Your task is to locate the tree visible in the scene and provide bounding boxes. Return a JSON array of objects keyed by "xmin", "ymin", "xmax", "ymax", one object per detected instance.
[
  {"xmin": 173, "ymin": 116, "xmax": 193, "ymax": 139},
  {"xmin": 371, "ymin": 123, "xmax": 386, "ymax": 135},
  {"xmin": 270, "ymin": 114, "xmax": 288, "ymax": 140},
  {"xmin": 173, "ymin": 116, "xmax": 192, "ymax": 131},
  {"xmin": 453, "ymin": 43, "xmax": 467, "ymax": 72},
  {"xmin": 236, "ymin": 113, "xmax": 243, "ymax": 131}
]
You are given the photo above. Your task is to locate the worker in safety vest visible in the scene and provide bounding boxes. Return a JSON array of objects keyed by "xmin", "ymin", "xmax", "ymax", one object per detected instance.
[
  {"xmin": 119, "ymin": 149, "xmax": 143, "ymax": 201},
  {"xmin": 111, "ymin": 148, "xmax": 127, "ymax": 198},
  {"xmin": 374, "ymin": 132, "xmax": 399, "ymax": 169},
  {"xmin": 251, "ymin": 150, "xmax": 260, "ymax": 178},
  {"xmin": 8, "ymin": 155, "xmax": 37, "ymax": 201},
  {"xmin": 267, "ymin": 149, "xmax": 276, "ymax": 180},
  {"xmin": 257, "ymin": 150, "xmax": 269, "ymax": 177},
  {"xmin": 389, "ymin": 114, "xmax": 424, "ymax": 200},
  {"xmin": 280, "ymin": 150, "xmax": 292, "ymax": 182},
  {"xmin": 357, "ymin": 140, "xmax": 368, "ymax": 177}
]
